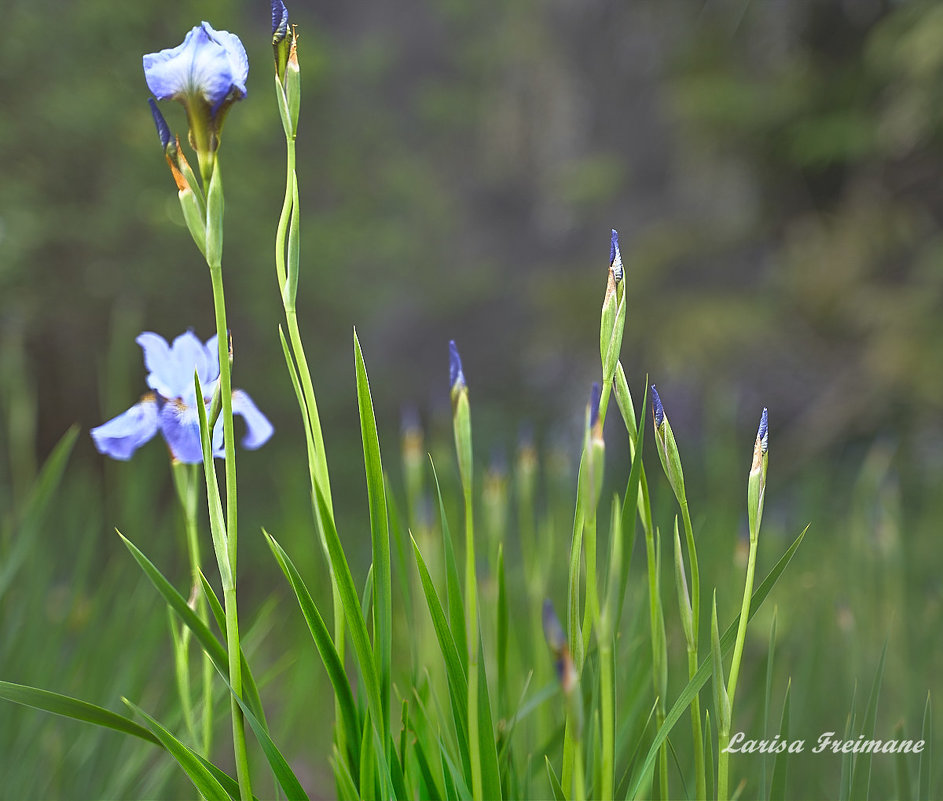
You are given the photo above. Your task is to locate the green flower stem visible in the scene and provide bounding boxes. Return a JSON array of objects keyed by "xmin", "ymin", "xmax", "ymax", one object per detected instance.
[
  {"xmin": 580, "ymin": 513, "xmax": 599, "ymax": 653},
  {"xmin": 598, "ymin": 620, "xmax": 615, "ymax": 801},
  {"xmin": 680, "ymin": 501, "xmax": 706, "ymax": 801},
  {"xmin": 644, "ymin": 523, "xmax": 669, "ymax": 799},
  {"xmin": 205, "ymin": 167, "xmax": 252, "ymax": 801},
  {"xmin": 274, "ymin": 72, "xmax": 348, "ymax": 769},
  {"xmin": 464, "ymin": 488, "xmax": 483, "ymax": 801},
  {"xmin": 718, "ymin": 534, "xmax": 760, "ymax": 801}
]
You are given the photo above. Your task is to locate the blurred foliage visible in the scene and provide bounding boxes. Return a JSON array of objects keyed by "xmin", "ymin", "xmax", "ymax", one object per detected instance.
[{"xmin": 1, "ymin": 1, "xmax": 943, "ymax": 794}]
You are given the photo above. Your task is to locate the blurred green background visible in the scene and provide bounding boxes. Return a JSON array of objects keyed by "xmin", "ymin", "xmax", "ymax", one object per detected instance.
[{"xmin": 1, "ymin": 0, "xmax": 942, "ymax": 798}]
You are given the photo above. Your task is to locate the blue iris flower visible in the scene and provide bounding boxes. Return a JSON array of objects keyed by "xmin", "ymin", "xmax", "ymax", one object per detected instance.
[
  {"xmin": 143, "ymin": 22, "xmax": 248, "ymax": 162},
  {"xmin": 91, "ymin": 331, "xmax": 273, "ymax": 464}
]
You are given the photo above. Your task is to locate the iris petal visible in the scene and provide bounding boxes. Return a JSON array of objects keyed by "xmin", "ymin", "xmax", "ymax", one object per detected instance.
[
  {"xmin": 159, "ymin": 399, "xmax": 205, "ymax": 464},
  {"xmin": 201, "ymin": 23, "xmax": 249, "ymax": 98},
  {"xmin": 143, "ymin": 24, "xmax": 247, "ymax": 111},
  {"xmin": 136, "ymin": 332, "xmax": 175, "ymax": 397},
  {"xmin": 212, "ymin": 389, "xmax": 275, "ymax": 457},
  {"xmin": 90, "ymin": 395, "xmax": 160, "ymax": 460}
]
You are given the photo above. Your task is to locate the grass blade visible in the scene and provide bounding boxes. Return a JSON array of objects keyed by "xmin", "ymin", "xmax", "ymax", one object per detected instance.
[
  {"xmin": 0, "ymin": 681, "xmax": 158, "ymax": 745},
  {"xmin": 769, "ymin": 679, "xmax": 791, "ymax": 801},
  {"xmin": 626, "ymin": 524, "xmax": 808, "ymax": 800},
  {"xmin": 123, "ymin": 698, "xmax": 231, "ymax": 801},
  {"xmin": 264, "ymin": 531, "xmax": 361, "ymax": 776},
  {"xmin": 850, "ymin": 641, "xmax": 887, "ymax": 801},
  {"xmin": 893, "ymin": 721, "xmax": 912, "ymax": 801},
  {"xmin": 411, "ymin": 533, "xmax": 471, "ymax": 778},
  {"xmin": 546, "ymin": 755, "xmax": 566, "ymax": 801},
  {"xmin": 430, "ymin": 460, "xmax": 468, "ymax": 671},
  {"xmin": 219, "ymin": 672, "xmax": 310, "ymax": 800},
  {"xmin": 918, "ymin": 692, "xmax": 932, "ymax": 801},
  {"xmin": 313, "ymin": 484, "xmax": 392, "ymax": 792},
  {"xmin": 354, "ymin": 330, "xmax": 392, "ymax": 745}
]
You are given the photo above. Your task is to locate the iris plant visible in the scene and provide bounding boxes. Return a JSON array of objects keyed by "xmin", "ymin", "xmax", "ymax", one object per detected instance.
[
  {"xmin": 143, "ymin": 22, "xmax": 248, "ymax": 180},
  {"xmin": 90, "ymin": 331, "xmax": 272, "ymax": 464}
]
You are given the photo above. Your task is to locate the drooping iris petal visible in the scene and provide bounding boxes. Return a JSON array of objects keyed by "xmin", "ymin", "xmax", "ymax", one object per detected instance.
[
  {"xmin": 143, "ymin": 23, "xmax": 247, "ymax": 113},
  {"xmin": 90, "ymin": 395, "xmax": 160, "ymax": 460},
  {"xmin": 159, "ymin": 399, "xmax": 205, "ymax": 464},
  {"xmin": 212, "ymin": 389, "xmax": 275, "ymax": 457}
]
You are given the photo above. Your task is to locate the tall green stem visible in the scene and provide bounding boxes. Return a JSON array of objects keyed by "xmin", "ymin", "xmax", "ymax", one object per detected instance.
[
  {"xmin": 718, "ymin": 536, "xmax": 759, "ymax": 801},
  {"xmin": 680, "ymin": 501, "xmax": 705, "ymax": 801},
  {"xmin": 206, "ymin": 167, "xmax": 252, "ymax": 801},
  {"xmin": 465, "ymin": 491, "xmax": 483, "ymax": 801}
]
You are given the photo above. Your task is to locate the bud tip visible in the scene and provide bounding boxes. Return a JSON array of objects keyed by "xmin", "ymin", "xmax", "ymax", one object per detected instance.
[
  {"xmin": 449, "ymin": 340, "xmax": 465, "ymax": 391},
  {"xmin": 651, "ymin": 384, "xmax": 665, "ymax": 428}
]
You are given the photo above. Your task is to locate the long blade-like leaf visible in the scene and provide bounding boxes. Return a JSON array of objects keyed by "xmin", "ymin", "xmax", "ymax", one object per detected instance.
[
  {"xmin": 123, "ymin": 698, "xmax": 231, "ymax": 801},
  {"xmin": 354, "ymin": 330, "xmax": 392, "ymax": 745},
  {"xmin": 769, "ymin": 679, "xmax": 791, "ymax": 801},
  {"xmin": 0, "ymin": 681, "xmax": 158, "ymax": 745},
  {"xmin": 850, "ymin": 642, "xmax": 888, "ymax": 801},
  {"xmin": 264, "ymin": 531, "xmax": 361, "ymax": 774},
  {"xmin": 626, "ymin": 525, "xmax": 808, "ymax": 799}
]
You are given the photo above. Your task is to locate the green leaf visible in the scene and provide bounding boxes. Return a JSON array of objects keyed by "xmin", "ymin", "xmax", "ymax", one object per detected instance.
[
  {"xmin": 496, "ymin": 542, "xmax": 508, "ymax": 718},
  {"xmin": 0, "ymin": 681, "xmax": 158, "ymax": 745},
  {"xmin": 331, "ymin": 744, "xmax": 360, "ymax": 801},
  {"xmin": 626, "ymin": 525, "xmax": 808, "ymax": 800},
  {"xmin": 850, "ymin": 642, "xmax": 888, "ymax": 801},
  {"xmin": 704, "ymin": 709, "xmax": 714, "ymax": 801},
  {"xmin": 474, "ymin": 629, "xmax": 503, "ymax": 801},
  {"xmin": 123, "ymin": 698, "xmax": 230, "ymax": 801},
  {"xmin": 893, "ymin": 721, "xmax": 912, "ymax": 801},
  {"xmin": 761, "ymin": 609, "xmax": 777, "ymax": 798},
  {"xmin": 197, "ymin": 571, "xmax": 268, "ymax": 730},
  {"xmin": 264, "ymin": 531, "xmax": 361, "ymax": 777},
  {"xmin": 312, "ymin": 484, "xmax": 391, "ymax": 791},
  {"xmin": 0, "ymin": 426, "xmax": 78, "ymax": 601},
  {"xmin": 0, "ymin": 681, "xmax": 244, "ymax": 800},
  {"xmin": 411, "ymin": 534, "xmax": 471, "ymax": 775},
  {"xmin": 918, "ymin": 692, "xmax": 932, "ymax": 801},
  {"xmin": 220, "ymin": 672, "xmax": 310, "ymax": 800},
  {"xmin": 769, "ymin": 679, "xmax": 791, "ymax": 801},
  {"xmin": 118, "ymin": 533, "xmax": 266, "ymax": 730},
  {"xmin": 354, "ymin": 330, "xmax": 392, "ymax": 745},
  {"xmin": 430, "ymin": 460, "xmax": 468, "ymax": 671},
  {"xmin": 545, "ymin": 756, "xmax": 566, "ymax": 801}
]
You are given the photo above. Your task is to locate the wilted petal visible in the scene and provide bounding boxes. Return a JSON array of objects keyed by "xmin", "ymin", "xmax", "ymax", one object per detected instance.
[
  {"xmin": 212, "ymin": 389, "xmax": 274, "ymax": 457},
  {"xmin": 159, "ymin": 398, "xmax": 205, "ymax": 464},
  {"xmin": 91, "ymin": 395, "xmax": 159, "ymax": 460}
]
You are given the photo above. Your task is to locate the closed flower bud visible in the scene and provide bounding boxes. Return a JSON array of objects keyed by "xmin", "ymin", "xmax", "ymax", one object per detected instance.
[
  {"xmin": 747, "ymin": 407, "xmax": 768, "ymax": 540},
  {"xmin": 449, "ymin": 340, "xmax": 473, "ymax": 493},
  {"xmin": 600, "ymin": 228, "xmax": 627, "ymax": 385},
  {"xmin": 650, "ymin": 385, "xmax": 687, "ymax": 506}
]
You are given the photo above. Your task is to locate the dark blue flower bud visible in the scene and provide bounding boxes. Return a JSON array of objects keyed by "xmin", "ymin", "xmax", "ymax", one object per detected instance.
[
  {"xmin": 148, "ymin": 97, "xmax": 172, "ymax": 151},
  {"xmin": 757, "ymin": 407, "xmax": 769, "ymax": 454},
  {"xmin": 651, "ymin": 384, "xmax": 665, "ymax": 429},
  {"xmin": 272, "ymin": 0, "xmax": 289, "ymax": 42},
  {"xmin": 610, "ymin": 229, "xmax": 623, "ymax": 283},
  {"xmin": 449, "ymin": 340, "xmax": 466, "ymax": 392}
]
